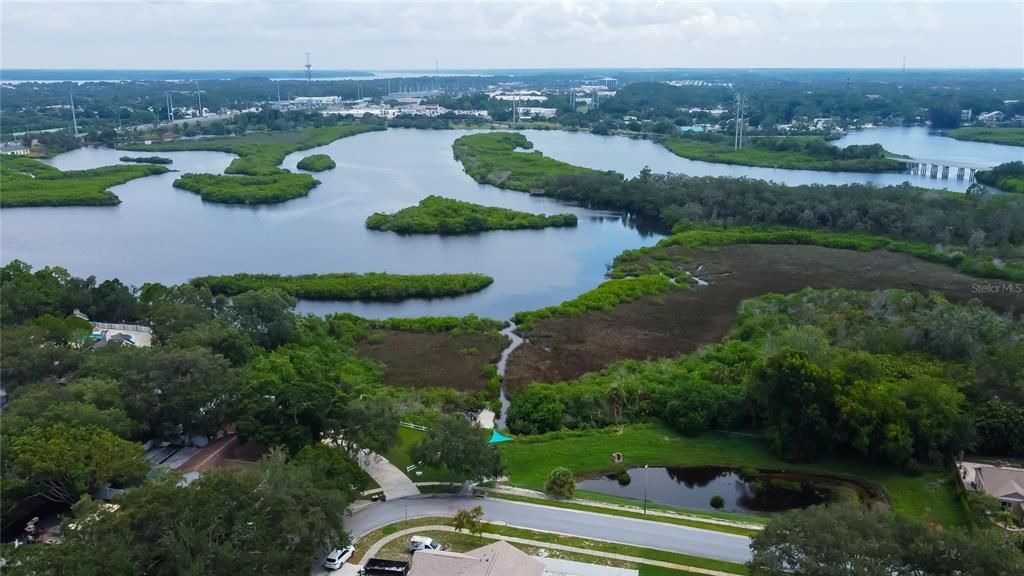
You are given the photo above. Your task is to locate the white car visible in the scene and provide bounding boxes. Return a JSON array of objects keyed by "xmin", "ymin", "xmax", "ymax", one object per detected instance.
[{"xmin": 323, "ymin": 545, "xmax": 355, "ymax": 570}]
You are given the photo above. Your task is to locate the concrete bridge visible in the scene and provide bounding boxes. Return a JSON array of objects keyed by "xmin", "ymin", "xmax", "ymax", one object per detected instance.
[{"xmin": 887, "ymin": 157, "xmax": 993, "ymax": 182}]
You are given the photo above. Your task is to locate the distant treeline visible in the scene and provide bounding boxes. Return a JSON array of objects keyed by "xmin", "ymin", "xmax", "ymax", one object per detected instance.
[{"xmin": 119, "ymin": 155, "xmax": 173, "ymax": 165}]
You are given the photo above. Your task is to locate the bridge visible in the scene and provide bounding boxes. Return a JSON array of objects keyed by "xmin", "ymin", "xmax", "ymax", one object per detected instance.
[{"xmin": 886, "ymin": 156, "xmax": 993, "ymax": 182}]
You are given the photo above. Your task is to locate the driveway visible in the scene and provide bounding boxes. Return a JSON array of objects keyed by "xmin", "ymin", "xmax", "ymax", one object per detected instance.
[
  {"xmin": 347, "ymin": 495, "xmax": 752, "ymax": 564},
  {"xmin": 357, "ymin": 451, "xmax": 419, "ymax": 500}
]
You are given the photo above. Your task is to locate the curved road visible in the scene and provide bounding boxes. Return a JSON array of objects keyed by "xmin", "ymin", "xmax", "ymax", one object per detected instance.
[{"xmin": 347, "ymin": 495, "xmax": 752, "ymax": 564}]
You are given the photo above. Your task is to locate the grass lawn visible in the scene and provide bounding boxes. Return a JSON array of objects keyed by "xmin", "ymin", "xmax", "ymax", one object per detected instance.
[
  {"xmin": 383, "ymin": 427, "xmax": 454, "ymax": 483},
  {"xmin": 639, "ymin": 566, "xmax": 704, "ymax": 576},
  {"xmin": 484, "ymin": 492, "xmax": 759, "ymax": 537},
  {"xmin": 571, "ymin": 490, "xmax": 768, "ymax": 525},
  {"xmin": 359, "ymin": 518, "xmax": 747, "ymax": 575},
  {"xmin": 499, "ymin": 424, "xmax": 966, "ymax": 528}
]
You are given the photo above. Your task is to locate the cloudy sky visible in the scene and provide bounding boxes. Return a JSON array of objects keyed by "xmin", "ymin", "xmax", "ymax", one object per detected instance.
[{"xmin": 2, "ymin": 1, "xmax": 1022, "ymax": 70}]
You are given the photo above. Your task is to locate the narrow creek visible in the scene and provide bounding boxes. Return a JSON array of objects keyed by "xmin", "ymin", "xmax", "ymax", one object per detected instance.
[{"xmin": 495, "ymin": 322, "xmax": 524, "ymax": 429}]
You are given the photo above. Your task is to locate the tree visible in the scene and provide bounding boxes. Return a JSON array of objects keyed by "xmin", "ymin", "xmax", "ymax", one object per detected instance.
[
  {"xmin": 291, "ymin": 444, "xmax": 370, "ymax": 497},
  {"xmin": 750, "ymin": 350, "xmax": 841, "ymax": 461},
  {"xmin": 748, "ymin": 504, "xmax": 1024, "ymax": 576},
  {"xmin": 341, "ymin": 396, "xmax": 400, "ymax": 456},
  {"xmin": 545, "ymin": 467, "xmax": 576, "ymax": 498},
  {"xmin": 410, "ymin": 415, "xmax": 504, "ymax": 484},
  {"xmin": 4, "ymin": 377, "xmax": 134, "ymax": 438},
  {"xmin": 83, "ymin": 345, "xmax": 238, "ymax": 440},
  {"xmin": 9, "ymin": 424, "xmax": 147, "ymax": 504},
  {"xmin": 230, "ymin": 288, "xmax": 297, "ymax": 349},
  {"xmin": 10, "ymin": 450, "xmax": 353, "ymax": 576},
  {"xmin": 235, "ymin": 345, "xmax": 347, "ymax": 452},
  {"xmin": 452, "ymin": 506, "xmax": 485, "ymax": 536}
]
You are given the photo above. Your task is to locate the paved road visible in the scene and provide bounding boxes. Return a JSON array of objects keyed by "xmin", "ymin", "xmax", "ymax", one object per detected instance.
[{"xmin": 347, "ymin": 495, "xmax": 752, "ymax": 564}]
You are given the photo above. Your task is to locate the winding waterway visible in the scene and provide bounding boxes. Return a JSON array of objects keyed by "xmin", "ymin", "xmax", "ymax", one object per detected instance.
[{"xmin": 1, "ymin": 126, "xmax": 1016, "ymax": 321}]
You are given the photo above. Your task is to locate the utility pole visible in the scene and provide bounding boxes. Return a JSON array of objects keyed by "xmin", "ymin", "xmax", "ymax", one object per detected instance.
[
  {"xmin": 305, "ymin": 52, "xmax": 313, "ymax": 109},
  {"xmin": 69, "ymin": 87, "xmax": 80, "ymax": 137},
  {"xmin": 734, "ymin": 92, "xmax": 746, "ymax": 150}
]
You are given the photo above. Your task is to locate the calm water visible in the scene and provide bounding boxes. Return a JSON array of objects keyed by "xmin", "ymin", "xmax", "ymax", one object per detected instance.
[
  {"xmin": 577, "ymin": 466, "xmax": 862, "ymax": 514},
  {"xmin": 834, "ymin": 126, "xmax": 1022, "ymax": 167},
  {"xmin": 1, "ymin": 130, "xmax": 659, "ymax": 320},
  {"xmin": 524, "ymin": 127, "xmax": 1013, "ymax": 192},
  {"xmin": 2, "ymin": 127, "xmax": 1017, "ymax": 319}
]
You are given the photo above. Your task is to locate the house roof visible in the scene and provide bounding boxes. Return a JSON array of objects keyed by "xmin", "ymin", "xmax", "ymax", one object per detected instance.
[
  {"xmin": 978, "ymin": 466, "xmax": 1024, "ymax": 502},
  {"xmin": 409, "ymin": 540, "xmax": 545, "ymax": 576}
]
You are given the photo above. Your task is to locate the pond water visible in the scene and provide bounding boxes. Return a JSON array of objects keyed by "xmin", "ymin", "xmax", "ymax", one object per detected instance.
[
  {"xmin": 576, "ymin": 466, "xmax": 875, "ymax": 515},
  {"xmin": 2, "ymin": 126, "xmax": 1018, "ymax": 319}
]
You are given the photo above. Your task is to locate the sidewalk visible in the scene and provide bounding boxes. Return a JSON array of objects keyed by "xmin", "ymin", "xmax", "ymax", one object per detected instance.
[
  {"xmin": 357, "ymin": 450, "xmax": 419, "ymax": 500},
  {"xmin": 357, "ymin": 524, "xmax": 738, "ymax": 576},
  {"xmin": 476, "ymin": 485, "xmax": 765, "ymax": 531}
]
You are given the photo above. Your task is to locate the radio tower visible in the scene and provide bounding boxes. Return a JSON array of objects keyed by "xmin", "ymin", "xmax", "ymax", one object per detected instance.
[{"xmin": 304, "ymin": 52, "xmax": 313, "ymax": 108}]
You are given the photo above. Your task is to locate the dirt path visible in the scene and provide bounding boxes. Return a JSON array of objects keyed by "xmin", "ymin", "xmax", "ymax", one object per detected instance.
[{"xmin": 506, "ymin": 244, "xmax": 1023, "ymax": 389}]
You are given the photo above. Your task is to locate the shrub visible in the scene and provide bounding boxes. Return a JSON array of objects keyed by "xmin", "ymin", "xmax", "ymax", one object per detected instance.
[
  {"xmin": 710, "ymin": 495, "xmax": 725, "ymax": 509},
  {"xmin": 545, "ymin": 466, "xmax": 576, "ymax": 498}
]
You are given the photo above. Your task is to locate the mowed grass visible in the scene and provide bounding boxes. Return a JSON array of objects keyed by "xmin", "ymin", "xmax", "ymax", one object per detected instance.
[
  {"xmin": 383, "ymin": 427, "xmax": 451, "ymax": 483},
  {"xmin": 452, "ymin": 131, "xmax": 613, "ymax": 191},
  {"xmin": 364, "ymin": 520, "xmax": 747, "ymax": 575},
  {"xmin": 0, "ymin": 155, "xmax": 170, "ymax": 207},
  {"xmin": 499, "ymin": 424, "xmax": 966, "ymax": 528}
]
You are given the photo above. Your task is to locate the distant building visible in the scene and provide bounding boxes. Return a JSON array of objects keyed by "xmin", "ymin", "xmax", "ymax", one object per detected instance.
[
  {"xmin": 961, "ymin": 109, "xmax": 973, "ymax": 122},
  {"xmin": 978, "ymin": 111, "xmax": 1005, "ymax": 125},
  {"xmin": 959, "ymin": 461, "xmax": 1024, "ymax": 522},
  {"xmin": 2, "ymin": 143, "xmax": 29, "ymax": 155},
  {"xmin": 517, "ymin": 107, "xmax": 558, "ymax": 120}
]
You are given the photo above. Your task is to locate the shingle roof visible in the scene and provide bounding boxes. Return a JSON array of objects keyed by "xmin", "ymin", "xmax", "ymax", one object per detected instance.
[{"xmin": 408, "ymin": 540, "xmax": 545, "ymax": 576}]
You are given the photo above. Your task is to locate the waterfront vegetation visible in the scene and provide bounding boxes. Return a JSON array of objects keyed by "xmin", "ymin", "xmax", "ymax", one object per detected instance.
[
  {"xmin": 0, "ymin": 155, "xmax": 169, "ymax": 207},
  {"xmin": 512, "ymin": 274, "xmax": 681, "ymax": 328},
  {"xmin": 172, "ymin": 172, "xmax": 319, "ymax": 204},
  {"xmin": 947, "ymin": 127, "xmax": 1024, "ymax": 147},
  {"xmin": 118, "ymin": 155, "xmax": 173, "ymax": 165},
  {"xmin": 296, "ymin": 153, "xmax": 336, "ymax": 172},
  {"xmin": 661, "ymin": 134, "xmax": 904, "ymax": 172},
  {"xmin": 538, "ymin": 171, "xmax": 1024, "ymax": 250},
  {"xmin": 123, "ymin": 122, "xmax": 382, "ymax": 204},
  {"xmin": 976, "ymin": 161, "xmax": 1024, "ymax": 194},
  {"xmin": 451, "ymin": 131, "xmax": 609, "ymax": 191},
  {"xmin": 366, "ymin": 195, "xmax": 578, "ymax": 234},
  {"xmin": 190, "ymin": 271, "xmax": 494, "ymax": 300},
  {"xmin": 614, "ymin": 227, "xmax": 1024, "ymax": 282}
]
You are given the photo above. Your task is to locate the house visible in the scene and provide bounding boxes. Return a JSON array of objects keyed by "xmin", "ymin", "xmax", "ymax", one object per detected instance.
[
  {"xmin": 409, "ymin": 540, "xmax": 545, "ymax": 576},
  {"xmin": 978, "ymin": 111, "xmax": 1005, "ymax": 125},
  {"xmin": 958, "ymin": 461, "xmax": 1024, "ymax": 521}
]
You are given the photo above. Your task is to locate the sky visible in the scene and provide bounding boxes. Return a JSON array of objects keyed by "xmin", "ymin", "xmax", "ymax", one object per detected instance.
[{"xmin": 2, "ymin": 0, "xmax": 1022, "ymax": 70}]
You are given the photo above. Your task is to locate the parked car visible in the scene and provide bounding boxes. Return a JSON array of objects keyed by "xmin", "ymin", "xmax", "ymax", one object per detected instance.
[
  {"xmin": 408, "ymin": 535, "xmax": 444, "ymax": 552},
  {"xmin": 360, "ymin": 558, "xmax": 409, "ymax": 576},
  {"xmin": 324, "ymin": 545, "xmax": 355, "ymax": 570}
]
